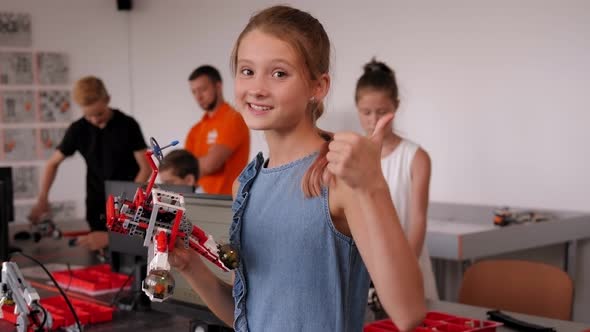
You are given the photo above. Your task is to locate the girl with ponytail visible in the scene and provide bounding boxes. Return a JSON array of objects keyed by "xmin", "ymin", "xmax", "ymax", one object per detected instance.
[
  {"xmin": 169, "ymin": 6, "xmax": 426, "ymax": 331},
  {"xmin": 356, "ymin": 59, "xmax": 438, "ymax": 302}
]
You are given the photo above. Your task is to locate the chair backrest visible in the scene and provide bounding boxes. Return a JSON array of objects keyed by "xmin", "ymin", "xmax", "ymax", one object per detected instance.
[{"xmin": 458, "ymin": 259, "xmax": 573, "ymax": 320}]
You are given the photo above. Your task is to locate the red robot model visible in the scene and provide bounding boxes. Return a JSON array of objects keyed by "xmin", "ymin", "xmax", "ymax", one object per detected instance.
[{"xmin": 105, "ymin": 138, "xmax": 238, "ymax": 302}]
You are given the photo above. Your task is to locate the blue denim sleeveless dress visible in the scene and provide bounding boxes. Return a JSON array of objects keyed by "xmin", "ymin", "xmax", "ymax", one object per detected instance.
[{"xmin": 230, "ymin": 152, "xmax": 370, "ymax": 332}]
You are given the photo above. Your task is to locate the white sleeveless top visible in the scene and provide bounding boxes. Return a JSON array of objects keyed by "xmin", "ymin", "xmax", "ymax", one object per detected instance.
[{"xmin": 381, "ymin": 139, "xmax": 439, "ymax": 300}]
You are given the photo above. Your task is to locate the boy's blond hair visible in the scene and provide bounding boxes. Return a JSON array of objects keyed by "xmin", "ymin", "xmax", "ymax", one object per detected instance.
[{"xmin": 72, "ymin": 76, "xmax": 109, "ymax": 106}]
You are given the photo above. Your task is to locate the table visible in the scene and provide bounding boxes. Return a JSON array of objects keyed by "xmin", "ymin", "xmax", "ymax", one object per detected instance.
[
  {"xmin": 428, "ymin": 202, "xmax": 590, "ymax": 269},
  {"xmin": 3, "ymin": 220, "xmax": 589, "ymax": 331},
  {"xmin": 427, "ymin": 300, "xmax": 589, "ymax": 331},
  {"xmin": 426, "ymin": 201, "xmax": 590, "ymax": 315}
]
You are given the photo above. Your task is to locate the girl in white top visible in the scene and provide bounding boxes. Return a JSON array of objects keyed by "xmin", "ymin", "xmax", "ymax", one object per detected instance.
[{"xmin": 355, "ymin": 59, "xmax": 438, "ymax": 300}]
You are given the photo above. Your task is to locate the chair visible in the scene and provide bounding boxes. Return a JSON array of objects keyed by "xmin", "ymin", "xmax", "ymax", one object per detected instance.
[{"xmin": 458, "ymin": 259, "xmax": 573, "ymax": 320}]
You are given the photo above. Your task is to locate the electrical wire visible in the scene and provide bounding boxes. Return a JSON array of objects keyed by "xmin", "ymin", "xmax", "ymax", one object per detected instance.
[
  {"xmin": 110, "ymin": 264, "xmax": 137, "ymax": 307},
  {"xmin": 11, "ymin": 251, "xmax": 83, "ymax": 332},
  {"xmin": 30, "ymin": 301, "xmax": 47, "ymax": 332}
]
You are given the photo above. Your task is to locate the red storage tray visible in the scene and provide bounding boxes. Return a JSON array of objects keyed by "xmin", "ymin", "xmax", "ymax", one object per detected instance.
[
  {"xmin": 364, "ymin": 311, "xmax": 502, "ymax": 332},
  {"xmin": 51, "ymin": 264, "xmax": 132, "ymax": 295},
  {"xmin": 425, "ymin": 312, "xmax": 455, "ymax": 321},
  {"xmin": 1, "ymin": 295, "xmax": 114, "ymax": 331}
]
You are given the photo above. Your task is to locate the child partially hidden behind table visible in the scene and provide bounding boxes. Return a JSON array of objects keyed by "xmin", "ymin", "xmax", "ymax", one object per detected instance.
[{"xmin": 158, "ymin": 149, "xmax": 200, "ymax": 193}]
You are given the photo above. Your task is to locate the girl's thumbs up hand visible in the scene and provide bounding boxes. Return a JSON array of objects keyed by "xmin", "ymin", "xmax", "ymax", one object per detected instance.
[{"xmin": 326, "ymin": 113, "xmax": 393, "ymax": 190}]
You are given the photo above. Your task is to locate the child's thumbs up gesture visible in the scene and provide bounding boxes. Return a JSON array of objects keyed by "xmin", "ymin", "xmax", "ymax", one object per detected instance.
[{"xmin": 326, "ymin": 113, "xmax": 393, "ymax": 190}]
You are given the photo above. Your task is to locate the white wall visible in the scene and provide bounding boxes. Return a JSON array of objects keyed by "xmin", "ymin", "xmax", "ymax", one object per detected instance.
[
  {"xmin": 129, "ymin": 0, "xmax": 590, "ymax": 212},
  {"xmin": 1, "ymin": 0, "xmax": 590, "ymax": 211},
  {"xmin": 4, "ymin": 0, "xmax": 588, "ymax": 213}
]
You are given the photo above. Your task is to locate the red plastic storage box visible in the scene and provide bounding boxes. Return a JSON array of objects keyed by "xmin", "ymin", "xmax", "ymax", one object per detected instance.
[
  {"xmin": 51, "ymin": 264, "xmax": 132, "ymax": 295},
  {"xmin": 1, "ymin": 295, "xmax": 114, "ymax": 331},
  {"xmin": 364, "ymin": 311, "xmax": 502, "ymax": 332}
]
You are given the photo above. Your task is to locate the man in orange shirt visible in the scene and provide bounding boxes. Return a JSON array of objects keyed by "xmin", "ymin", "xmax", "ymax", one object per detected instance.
[{"xmin": 185, "ymin": 65, "xmax": 250, "ymax": 195}]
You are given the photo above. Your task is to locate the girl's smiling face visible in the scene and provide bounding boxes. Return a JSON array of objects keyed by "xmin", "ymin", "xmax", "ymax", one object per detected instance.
[{"xmin": 234, "ymin": 29, "xmax": 314, "ymax": 132}]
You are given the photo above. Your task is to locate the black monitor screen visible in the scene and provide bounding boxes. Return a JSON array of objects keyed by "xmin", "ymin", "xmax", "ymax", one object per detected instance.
[
  {"xmin": 0, "ymin": 167, "xmax": 14, "ymax": 222},
  {"xmin": 1, "ymin": 181, "xmax": 9, "ymax": 261}
]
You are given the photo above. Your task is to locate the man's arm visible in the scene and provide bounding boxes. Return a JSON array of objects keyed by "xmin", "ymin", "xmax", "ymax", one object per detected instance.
[
  {"xmin": 29, "ymin": 151, "xmax": 67, "ymax": 223},
  {"xmin": 133, "ymin": 149, "xmax": 152, "ymax": 182},
  {"xmin": 198, "ymin": 144, "xmax": 232, "ymax": 177}
]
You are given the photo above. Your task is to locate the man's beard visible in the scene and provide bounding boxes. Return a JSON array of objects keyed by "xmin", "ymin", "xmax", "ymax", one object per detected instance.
[{"xmin": 204, "ymin": 94, "xmax": 218, "ymax": 112}]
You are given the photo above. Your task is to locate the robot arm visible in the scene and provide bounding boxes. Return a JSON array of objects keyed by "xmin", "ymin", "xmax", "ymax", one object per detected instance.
[
  {"xmin": 107, "ymin": 191, "xmax": 238, "ymax": 302},
  {"xmin": 1, "ymin": 262, "xmax": 53, "ymax": 332},
  {"xmin": 105, "ymin": 138, "xmax": 238, "ymax": 302}
]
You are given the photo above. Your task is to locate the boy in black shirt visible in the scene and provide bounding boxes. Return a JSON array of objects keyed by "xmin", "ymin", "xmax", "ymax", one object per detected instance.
[{"xmin": 29, "ymin": 76, "xmax": 151, "ymax": 250}]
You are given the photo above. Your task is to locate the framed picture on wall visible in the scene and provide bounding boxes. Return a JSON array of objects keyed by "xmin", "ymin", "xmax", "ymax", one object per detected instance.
[
  {"xmin": 12, "ymin": 166, "xmax": 38, "ymax": 199},
  {"xmin": 2, "ymin": 128, "xmax": 36, "ymax": 161},
  {"xmin": 38, "ymin": 90, "xmax": 71, "ymax": 122},
  {"xmin": 0, "ymin": 52, "xmax": 33, "ymax": 85},
  {"xmin": 36, "ymin": 52, "xmax": 69, "ymax": 85},
  {"xmin": 1, "ymin": 90, "xmax": 35, "ymax": 123},
  {"xmin": 0, "ymin": 12, "xmax": 32, "ymax": 47}
]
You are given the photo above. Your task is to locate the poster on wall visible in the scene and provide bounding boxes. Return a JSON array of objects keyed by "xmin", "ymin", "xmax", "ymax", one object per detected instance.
[
  {"xmin": 12, "ymin": 166, "xmax": 38, "ymax": 199},
  {"xmin": 0, "ymin": 51, "xmax": 33, "ymax": 85},
  {"xmin": 2, "ymin": 128, "xmax": 37, "ymax": 161},
  {"xmin": 37, "ymin": 52, "xmax": 68, "ymax": 85},
  {"xmin": 1, "ymin": 90, "xmax": 35, "ymax": 123},
  {"xmin": 0, "ymin": 11, "xmax": 81, "ymax": 221},
  {"xmin": 39, "ymin": 90, "xmax": 71, "ymax": 122},
  {"xmin": 39, "ymin": 127, "xmax": 66, "ymax": 159},
  {"xmin": 0, "ymin": 12, "xmax": 32, "ymax": 47}
]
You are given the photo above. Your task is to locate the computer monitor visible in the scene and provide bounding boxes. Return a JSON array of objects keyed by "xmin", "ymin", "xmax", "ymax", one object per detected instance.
[
  {"xmin": 1, "ymin": 181, "xmax": 9, "ymax": 262},
  {"xmin": 0, "ymin": 168, "xmax": 14, "ymax": 263},
  {"xmin": 0, "ymin": 167, "xmax": 14, "ymax": 222},
  {"xmin": 150, "ymin": 193, "xmax": 233, "ymax": 325}
]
